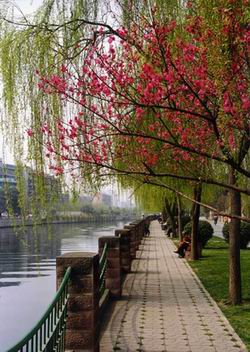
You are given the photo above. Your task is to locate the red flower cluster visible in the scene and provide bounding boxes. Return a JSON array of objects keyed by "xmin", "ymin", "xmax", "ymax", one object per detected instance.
[{"xmin": 31, "ymin": 2, "xmax": 249, "ymax": 177}]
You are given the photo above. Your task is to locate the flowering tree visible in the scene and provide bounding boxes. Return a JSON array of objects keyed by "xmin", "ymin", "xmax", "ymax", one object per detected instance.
[
  {"xmin": 35, "ymin": 3, "xmax": 249, "ymax": 179},
  {"xmin": 28, "ymin": 1, "xmax": 250, "ymax": 304}
]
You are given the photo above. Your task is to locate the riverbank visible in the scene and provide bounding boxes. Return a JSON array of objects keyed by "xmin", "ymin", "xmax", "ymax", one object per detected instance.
[{"xmin": 0, "ymin": 214, "xmax": 135, "ymax": 228}]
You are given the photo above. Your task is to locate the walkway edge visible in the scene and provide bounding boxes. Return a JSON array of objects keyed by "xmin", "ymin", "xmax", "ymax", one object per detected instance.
[{"xmin": 183, "ymin": 259, "xmax": 247, "ymax": 351}]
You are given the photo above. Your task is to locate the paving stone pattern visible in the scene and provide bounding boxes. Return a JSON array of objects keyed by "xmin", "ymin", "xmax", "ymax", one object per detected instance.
[{"xmin": 100, "ymin": 221, "xmax": 247, "ymax": 352}]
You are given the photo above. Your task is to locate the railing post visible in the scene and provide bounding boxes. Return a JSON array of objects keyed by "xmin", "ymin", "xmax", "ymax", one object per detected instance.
[
  {"xmin": 115, "ymin": 229, "xmax": 132, "ymax": 273},
  {"xmin": 56, "ymin": 252, "xmax": 99, "ymax": 352},
  {"xmin": 99, "ymin": 236, "xmax": 121, "ymax": 298}
]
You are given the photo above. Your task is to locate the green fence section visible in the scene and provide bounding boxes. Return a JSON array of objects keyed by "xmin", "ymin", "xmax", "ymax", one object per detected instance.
[
  {"xmin": 7, "ymin": 267, "xmax": 71, "ymax": 352},
  {"xmin": 99, "ymin": 242, "xmax": 108, "ymax": 297},
  {"xmin": 8, "ymin": 243, "xmax": 109, "ymax": 352}
]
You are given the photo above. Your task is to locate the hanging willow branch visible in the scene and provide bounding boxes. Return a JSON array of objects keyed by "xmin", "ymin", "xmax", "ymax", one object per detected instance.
[{"xmin": 0, "ymin": 0, "xmax": 102, "ymax": 215}]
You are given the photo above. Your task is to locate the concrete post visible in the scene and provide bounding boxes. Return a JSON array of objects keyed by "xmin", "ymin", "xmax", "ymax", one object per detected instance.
[
  {"xmin": 115, "ymin": 229, "xmax": 131, "ymax": 273},
  {"xmin": 99, "ymin": 236, "xmax": 121, "ymax": 298},
  {"xmin": 56, "ymin": 252, "xmax": 99, "ymax": 352}
]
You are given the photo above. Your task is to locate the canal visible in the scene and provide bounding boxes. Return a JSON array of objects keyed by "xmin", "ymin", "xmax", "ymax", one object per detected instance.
[{"xmin": 0, "ymin": 220, "xmax": 128, "ymax": 351}]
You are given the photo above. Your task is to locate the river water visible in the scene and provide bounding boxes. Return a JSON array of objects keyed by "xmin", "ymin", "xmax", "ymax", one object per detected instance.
[{"xmin": 0, "ymin": 220, "xmax": 128, "ymax": 351}]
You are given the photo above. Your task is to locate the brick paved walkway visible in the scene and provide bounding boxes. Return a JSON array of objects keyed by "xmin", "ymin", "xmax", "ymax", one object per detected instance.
[{"xmin": 100, "ymin": 221, "xmax": 247, "ymax": 352}]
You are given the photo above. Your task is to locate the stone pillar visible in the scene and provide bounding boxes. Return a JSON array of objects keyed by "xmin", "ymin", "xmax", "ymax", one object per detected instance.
[
  {"xmin": 144, "ymin": 218, "xmax": 151, "ymax": 236},
  {"xmin": 56, "ymin": 252, "xmax": 99, "ymax": 352},
  {"xmin": 99, "ymin": 236, "xmax": 121, "ymax": 298},
  {"xmin": 133, "ymin": 220, "xmax": 144, "ymax": 242},
  {"xmin": 115, "ymin": 229, "xmax": 131, "ymax": 273},
  {"xmin": 141, "ymin": 219, "xmax": 147, "ymax": 238},
  {"xmin": 124, "ymin": 225, "xmax": 137, "ymax": 257}
]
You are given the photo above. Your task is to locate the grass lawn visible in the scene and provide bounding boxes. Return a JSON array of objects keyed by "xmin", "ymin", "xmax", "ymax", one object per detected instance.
[{"xmin": 187, "ymin": 236, "xmax": 250, "ymax": 351}]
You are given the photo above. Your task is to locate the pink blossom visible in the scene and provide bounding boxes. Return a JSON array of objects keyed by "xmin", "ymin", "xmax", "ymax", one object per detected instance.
[{"xmin": 27, "ymin": 128, "xmax": 34, "ymax": 137}]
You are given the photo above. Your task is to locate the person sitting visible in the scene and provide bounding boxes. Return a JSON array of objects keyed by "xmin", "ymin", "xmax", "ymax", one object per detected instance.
[
  {"xmin": 158, "ymin": 216, "xmax": 163, "ymax": 224},
  {"xmin": 174, "ymin": 234, "xmax": 191, "ymax": 258},
  {"xmin": 213, "ymin": 214, "xmax": 218, "ymax": 225}
]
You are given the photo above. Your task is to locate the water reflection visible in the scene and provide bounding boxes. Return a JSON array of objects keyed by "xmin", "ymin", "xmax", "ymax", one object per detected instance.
[{"xmin": 0, "ymin": 220, "xmax": 127, "ymax": 351}]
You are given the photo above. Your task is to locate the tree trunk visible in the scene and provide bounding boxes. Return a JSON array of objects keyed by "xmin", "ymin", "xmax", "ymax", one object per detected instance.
[
  {"xmin": 164, "ymin": 198, "xmax": 177, "ymax": 237},
  {"xmin": 176, "ymin": 193, "xmax": 182, "ymax": 241},
  {"xmin": 228, "ymin": 166, "xmax": 242, "ymax": 305},
  {"xmin": 191, "ymin": 183, "xmax": 202, "ymax": 260}
]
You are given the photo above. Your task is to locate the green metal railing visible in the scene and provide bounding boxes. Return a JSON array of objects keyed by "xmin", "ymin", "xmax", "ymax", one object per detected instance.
[
  {"xmin": 8, "ymin": 267, "xmax": 71, "ymax": 352},
  {"xmin": 99, "ymin": 243, "xmax": 108, "ymax": 297}
]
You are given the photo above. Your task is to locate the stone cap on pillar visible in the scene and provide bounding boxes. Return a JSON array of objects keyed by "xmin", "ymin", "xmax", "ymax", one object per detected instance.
[
  {"xmin": 99, "ymin": 236, "xmax": 120, "ymax": 250},
  {"xmin": 124, "ymin": 225, "xmax": 135, "ymax": 229},
  {"xmin": 115, "ymin": 228, "xmax": 131, "ymax": 237},
  {"xmin": 56, "ymin": 252, "xmax": 99, "ymax": 276}
]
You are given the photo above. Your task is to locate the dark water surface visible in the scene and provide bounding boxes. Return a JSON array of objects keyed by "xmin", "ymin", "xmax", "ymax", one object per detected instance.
[{"xmin": 0, "ymin": 221, "xmax": 127, "ymax": 351}]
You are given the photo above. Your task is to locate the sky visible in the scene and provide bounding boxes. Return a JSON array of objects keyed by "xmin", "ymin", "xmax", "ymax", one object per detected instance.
[{"xmin": 14, "ymin": 0, "xmax": 43, "ymax": 15}]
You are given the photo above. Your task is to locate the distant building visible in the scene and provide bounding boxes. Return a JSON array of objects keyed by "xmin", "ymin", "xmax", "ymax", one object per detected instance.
[
  {"xmin": 101, "ymin": 193, "xmax": 112, "ymax": 206},
  {"xmin": 120, "ymin": 200, "xmax": 133, "ymax": 208},
  {"xmin": 0, "ymin": 159, "xmax": 62, "ymax": 206},
  {"xmin": 111, "ymin": 190, "xmax": 134, "ymax": 208},
  {"xmin": 79, "ymin": 194, "xmax": 93, "ymax": 203},
  {"xmin": 60, "ymin": 193, "xmax": 70, "ymax": 203},
  {"xmin": 92, "ymin": 192, "xmax": 112, "ymax": 207},
  {"xmin": 0, "ymin": 159, "xmax": 17, "ymax": 190},
  {"xmin": 24, "ymin": 168, "xmax": 62, "ymax": 202}
]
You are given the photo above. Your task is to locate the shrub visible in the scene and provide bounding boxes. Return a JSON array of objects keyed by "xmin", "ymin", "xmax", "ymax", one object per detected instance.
[
  {"xmin": 222, "ymin": 222, "xmax": 250, "ymax": 249},
  {"xmin": 184, "ymin": 220, "xmax": 214, "ymax": 247},
  {"xmin": 181, "ymin": 214, "xmax": 191, "ymax": 228}
]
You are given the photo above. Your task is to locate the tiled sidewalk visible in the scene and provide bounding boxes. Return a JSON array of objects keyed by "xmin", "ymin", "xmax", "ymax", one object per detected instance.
[{"xmin": 100, "ymin": 221, "xmax": 247, "ymax": 352}]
